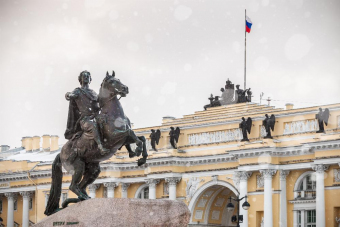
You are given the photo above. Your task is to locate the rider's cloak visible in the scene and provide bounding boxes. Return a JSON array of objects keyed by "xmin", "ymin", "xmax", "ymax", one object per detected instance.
[{"xmin": 64, "ymin": 98, "xmax": 81, "ymax": 140}]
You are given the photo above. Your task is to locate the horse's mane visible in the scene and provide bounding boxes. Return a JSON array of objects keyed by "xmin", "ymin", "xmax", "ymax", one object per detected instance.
[{"xmin": 98, "ymin": 76, "xmax": 110, "ymax": 107}]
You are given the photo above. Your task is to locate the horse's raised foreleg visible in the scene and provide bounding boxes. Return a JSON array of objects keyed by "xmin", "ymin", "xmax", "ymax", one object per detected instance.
[
  {"xmin": 68, "ymin": 159, "xmax": 89, "ymax": 201},
  {"xmin": 125, "ymin": 144, "xmax": 137, "ymax": 158},
  {"xmin": 137, "ymin": 136, "xmax": 148, "ymax": 166},
  {"xmin": 78, "ymin": 162, "xmax": 101, "ymax": 197},
  {"xmin": 127, "ymin": 130, "xmax": 143, "ymax": 151}
]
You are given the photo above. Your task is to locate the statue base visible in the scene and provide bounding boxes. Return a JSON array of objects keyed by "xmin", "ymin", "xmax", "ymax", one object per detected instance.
[{"xmin": 34, "ymin": 198, "xmax": 190, "ymax": 227}]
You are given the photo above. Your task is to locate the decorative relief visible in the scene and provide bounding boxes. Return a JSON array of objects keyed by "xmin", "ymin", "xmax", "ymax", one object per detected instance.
[
  {"xmin": 312, "ymin": 164, "xmax": 329, "ymax": 173},
  {"xmin": 215, "ymin": 198, "xmax": 225, "ymax": 207},
  {"xmin": 197, "ymin": 199, "xmax": 207, "ymax": 207},
  {"xmin": 334, "ymin": 169, "xmax": 340, "ymax": 182},
  {"xmin": 195, "ymin": 210, "xmax": 203, "ymax": 219},
  {"xmin": 188, "ymin": 128, "xmax": 242, "ymax": 145},
  {"xmin": 186, "ymin": 177, "xmax": 204, "ymax": 202},
  {"xmin": 283, "ymin": 119, "xmax": 318, "ymax": 135},
  {"xmin": 260, "ymin": 125, "xmax": 267, "ymax": 138},
  {"xmin": 211, "ymin": 210, "xmax": 220, "ymax": 220},
  {"xmin": 257, "ymin": 175, "xmax": 264, "ymax": 188}
]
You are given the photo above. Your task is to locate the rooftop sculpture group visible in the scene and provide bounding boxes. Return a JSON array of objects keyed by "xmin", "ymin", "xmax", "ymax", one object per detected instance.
[
  {"xmin": 204, "ymin": 79, "xmax": 252, "ymax": 110},
  {"xmin": 44, "ymin": 71, "xmax": 148, "ymax": 216}
]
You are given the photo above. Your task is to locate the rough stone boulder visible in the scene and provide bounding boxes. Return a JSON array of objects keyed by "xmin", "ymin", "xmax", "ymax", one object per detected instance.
[{"xmin": 34, "ymin": 198, "xmax": 190, "ymax": 227}]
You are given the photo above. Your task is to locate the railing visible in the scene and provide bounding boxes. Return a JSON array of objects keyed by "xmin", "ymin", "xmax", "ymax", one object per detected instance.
[{"xmin": 295, "ymin": 190, "xmax": 316, "ymax": 200}]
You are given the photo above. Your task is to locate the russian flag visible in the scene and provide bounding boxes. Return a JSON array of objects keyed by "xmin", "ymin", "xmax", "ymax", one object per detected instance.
[{"xmin": 246, "ymin": 16, "xmax": 252, "ymax": 33}]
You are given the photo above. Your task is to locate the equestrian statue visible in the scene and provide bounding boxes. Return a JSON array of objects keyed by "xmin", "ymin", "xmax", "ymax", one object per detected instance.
[{"xmin": 44, "ymin": 70, "xmax": 148, "ymax": 216}]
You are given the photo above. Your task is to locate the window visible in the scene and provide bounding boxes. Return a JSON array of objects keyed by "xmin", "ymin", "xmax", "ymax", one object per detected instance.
[
  {"xmin": 297, "ymin": 173, "xmax": 316, "ymax": 199},
  {"xmin": 14, "ymin": 199, "xmax": 17, "ymax": 211},
  {"xmin": 29, "ymin": 197, "xmax": 33, "ymax": 210},
  {"xmin": 297, "ymin": 211, "xmax": 301, "ymax": 227},
  {"xmin": 297, "ymin": 209, "xmax": 316, "ymax": 227},
  {"xmin": 137, "ymin": 187, "xmax": 149, "ymax": 199},
  {"xmin": 306, "ymin": 210, "xmax": 316, "ymax": 227},
  {"xmin": 0, "ymin": 199, "xmax": 2, "ymax": 213}
]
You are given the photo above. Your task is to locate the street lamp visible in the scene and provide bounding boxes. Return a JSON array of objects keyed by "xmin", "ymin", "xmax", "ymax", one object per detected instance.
[{"xmin": 226, "ymin": 195, "xmax": 250, "ymax": 227}]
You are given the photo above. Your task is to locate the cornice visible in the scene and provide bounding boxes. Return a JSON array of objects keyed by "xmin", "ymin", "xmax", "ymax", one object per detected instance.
[{"xmin": 289, "ymin": 199, "xmax": 316, "ymax": 204}]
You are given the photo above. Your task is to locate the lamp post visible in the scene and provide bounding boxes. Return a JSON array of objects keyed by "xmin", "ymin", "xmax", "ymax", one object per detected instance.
[{"xmin": 226, "ymin": 195, "xmax": 250, "ymax": 227}]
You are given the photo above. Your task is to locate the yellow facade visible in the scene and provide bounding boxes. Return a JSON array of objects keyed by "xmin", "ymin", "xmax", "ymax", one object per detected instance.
[{"xmin": 1, "ymin": 102, "xmax": 340, "ymax": 226}]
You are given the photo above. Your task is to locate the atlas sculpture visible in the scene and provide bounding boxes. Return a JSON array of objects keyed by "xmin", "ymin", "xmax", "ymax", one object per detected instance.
[{"xmin": 44, "ymin": 70, "xmax": 148, "ymax": 216}]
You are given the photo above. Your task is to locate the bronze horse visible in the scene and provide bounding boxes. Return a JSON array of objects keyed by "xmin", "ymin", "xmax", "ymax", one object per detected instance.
[{"xmin": 44, "ymin": 72, "xmax": 148, "ymax": 215}]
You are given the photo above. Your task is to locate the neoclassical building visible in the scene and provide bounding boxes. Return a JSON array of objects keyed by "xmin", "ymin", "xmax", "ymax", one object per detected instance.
[{"xmin": 1, "ymin": 102, "xmax": 340, "ymax": 227}]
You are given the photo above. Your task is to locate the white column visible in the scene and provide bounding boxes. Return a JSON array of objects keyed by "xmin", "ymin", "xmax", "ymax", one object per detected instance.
[
  {"xmin": 145, "ymin": 179, "xmax": 160, "ymax": 199},
  {"xmin": 234, "ymin": 171, "xmax": 252, "ymax": 227},
  {"xmin": 121, "ymin": 183, "xmax": 130, "ymax": 198},
  {"xmin": 5, "ymin": 192, "xmax": 17, "ymax": 227},
  {"xmin": 88, "ymin": 184, "xmax": 99, "ymax": 198},
  {"xmin": 20, "ymin": 191, "xmax": 32, "ymax": 227},
  {"xmin": 280, "ymin": 170, "xmax": 290, "ymax": 227},
  {"xmin": 293, "ymin": 210, "xmax": 298, "ymax": 227},
  {"xmin": 301, "ymin": 210, "xmax": 305, "ymax": 227},
  {"xmin": 165, "ymin": 177, "xmax": 181, "ymax": 200},
  {"xmin": 313, "ymin": 164, "xmax": 329, "ymax": 227},
  {"xmin": 103, "ymin": 182, "xmax": 117, "ymax": 198},
  {"xmin": 260, "ymin": 169, "xmax": 277, "ymax": 227}
]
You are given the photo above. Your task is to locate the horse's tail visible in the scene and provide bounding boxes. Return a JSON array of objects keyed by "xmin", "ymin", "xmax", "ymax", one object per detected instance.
[{"xmin": 44, "ymin": 153, "xmax": 63, "ymax": 216}]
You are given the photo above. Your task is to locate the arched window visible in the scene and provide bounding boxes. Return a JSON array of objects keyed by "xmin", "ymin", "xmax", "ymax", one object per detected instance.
[
  {"xmin": 137, "ymin": 187, "xmax": 149, "ymax": 199},
  {"xmin": 296, "ymin": 173, "xmax": 316, "ymax": 199}
]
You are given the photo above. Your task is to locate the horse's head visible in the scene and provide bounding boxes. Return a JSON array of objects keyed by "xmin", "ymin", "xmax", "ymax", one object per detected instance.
[{"xmin": 99, "ymin": 71, "xmax": 129, "ymax": 106}]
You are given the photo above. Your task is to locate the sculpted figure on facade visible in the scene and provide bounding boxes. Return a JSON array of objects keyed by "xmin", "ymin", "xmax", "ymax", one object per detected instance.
[
  {"xmin": 316, "ymin": 108, "xmax": 330, "ymax": 133},
  {"xmin": 150, "ymin": 129, "xmax": 161, "ymax": 151},
  {"xmin": 262, "ymin": 114, "xmax": 276, "ymax": 139},
  {"xmin": 169, "ymin": 127, "xmax": 180, "ymax": 149},
  {"xmin": 186, "ymin": 177, "xmax": 203, "ymax": 202},
  {"xmin": 239, "ymin": 117, "xmax": 252, "ymax": 141}
]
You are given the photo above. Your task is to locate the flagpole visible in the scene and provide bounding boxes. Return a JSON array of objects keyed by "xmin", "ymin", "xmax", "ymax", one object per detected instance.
[{"xmin": 244, "ymin": 9, "xmax": 247, "ymax": 90}]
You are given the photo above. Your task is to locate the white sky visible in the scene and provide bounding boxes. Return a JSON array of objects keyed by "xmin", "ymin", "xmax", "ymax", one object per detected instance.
[{"xmin": 1, "ymin": 0, "xmax": 340, "ymax": 148}]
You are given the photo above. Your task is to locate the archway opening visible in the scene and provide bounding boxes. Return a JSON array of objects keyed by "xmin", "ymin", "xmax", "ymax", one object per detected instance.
[{"xmin": 189, "ymin": 183, "xmax": 239, "ymax": 226}]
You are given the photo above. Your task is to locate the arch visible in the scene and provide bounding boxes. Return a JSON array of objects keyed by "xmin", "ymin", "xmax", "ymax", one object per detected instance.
[
  {"xmin": 294, "ymin": 171, "xmax": 314, "ymax": 191},
  {"xmin": 134, "ymin": 183, "xmax": 148, "ymax": 198},
  {"xmin": 188, "ymin": 180, "xmax": 239, "ymax": 217}
]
